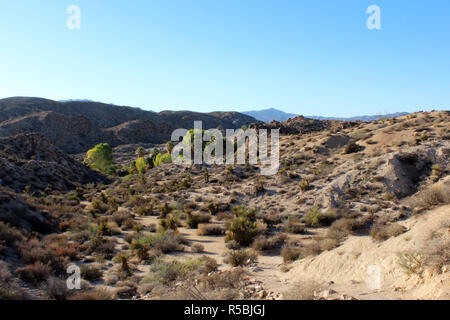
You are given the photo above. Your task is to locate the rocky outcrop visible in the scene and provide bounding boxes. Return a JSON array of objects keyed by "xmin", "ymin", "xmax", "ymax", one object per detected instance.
[
  {"xmin": 0, "ymin": 133, "xmax": 109, "ymax": 193},
  {"xmin": 250, "ymin": 115, "xmax": 358, "ymax": 135},
  {"xmin": 378, "ymin": 144, "xmax": 449, "ymax": 199}
]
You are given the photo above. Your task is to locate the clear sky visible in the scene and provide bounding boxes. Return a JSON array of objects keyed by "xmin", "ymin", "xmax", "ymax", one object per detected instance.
[{"xmin": 0, "ymin": 0, "xmax": 449, "ymax": 117}]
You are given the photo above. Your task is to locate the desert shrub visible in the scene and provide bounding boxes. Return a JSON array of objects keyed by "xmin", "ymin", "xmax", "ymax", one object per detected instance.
[
  {"xmin": 83, "ymin": 235, "xmax": 116, "ymax": 259},
  {"xmin": 418, "ymin": 185, "xmax": 450, "ymax": 208},
  {"xmin": 15, "ymin": 262, "xmax": 51, "ymax": 284},
  {"xmin": 45, "ymin": 277, "xmax": 69, "ymax": 300},
  {"xmin": 197, "ymin": 224, "xmax": 225, "ymax": 236},
  {"xmin": 397, "ymin": 253, "xmax": 424, "ymax": 276},
  {"xmin": 284, "ymin": 217, "xmax": 306, "ymax": 234},
  {"xmin": 115, "ymin": 253, "xmax": 132, "ymax": 277},
  {"xmin": 143, "ymin": 258, "xmax": 212, "ymax": 285},
  {"xmin": 186, "ymin": 212, "xmax": 211, "ymax": 229},
  {"xmin": 80, "ymin": 265, "xmax": 103, "ymax": 282},
  {"xmin": 201, "ymin": 268, "xmax": 246, "ymax": 291},
  {"xmin": 253, "ymin": 179, "xmax": 265, "ymax": 194},
  {"xmin": 252, "ymin": 234, "xmax": 286, "ymax": 252},
  {"xmin": 225, "ymin": 216, "xmax": 257, "ymax": 246},
  {"xmin": 191, "ymin": 243, "xmax": 205, "ymax": 253},
  {"xmin": 112, "ymin": 210, "xmax": 134, "ymax": 228},
  {"xmin": 159, "ymin": 202, "xmax": 172, "ymax": 218},
  {"xmin": 133, "ymin": 230, "xmax": 184, "ymax": 253},
  {"xmin": 136, "ymin": 206, "xmax": 153, "ymax": 216},
  {"xmin": 327, "ymin": 213, "xmax": 373, "ymax": 241},
  {"xmin": 18, "ymin": 236, "xmax": 76, "ymax": 275},
  {"xmin": 370, "ymin": 222, "xmax": 407, "ymax": 241},
  {"xmin": 0, "ymin": 262, "xmax": 26, "ymax": 299},
  {"xmin": 69, "ymin": 288, "xmax": 113, "ymax": 300},
  {"xmin": 258, "ymin": 213, "xmax": 282, "ymax": 228},
  {"xmin": 153, "ymin": 153, "xmax": 172, "ymax": 167},
  {"xmin": 204, "ymin": 201, "xmax": 220, "ymax": 215},
  {"xmin": 160, "ymin": 215, "xmax": 179, "ymax": 231},
  {"xmin": 303, "ymin": 206, "xmax": 337, "ymax": 227},
  {"xmin": 231, "ymin": 205, "xmax": 257, "ymax": 220},
  {"xmin": 130, "ymin": 237, "xmax": 151, "ymax": 261},
  {"xmin": 84, "ymin": 143, "xmax": 116, "ymax": 175},
  {"xmin": 225, "ymin": 240, "xmax": 241, "ymax": 250},
  {"xmin": 282, "ymin": 281, "xmax": 322, "ymax": 300},
  {"xmin": 344, "ymin": 142, "xmax": 363, "ymax": 154},
  {"xmin": 0, "ymin": 222, "xmax": 24, "ymax": 247},
  {"xmin": 224, "ymin": 249, "xmax": 258, "ymax": 267},
  {"xmin": 421, "ymin": 237, "xmax": 450, "ymax": 275},
  {"xmin": 198, "ymin": 256, "xmax": 218, "ymax": 273},
  {"xmin": 281, "ymin": 246, "xmax": 302, "ymax": 263},
  {"xmin": 299, "ymin": 178, "xmax": 310, "ymax": 192}
]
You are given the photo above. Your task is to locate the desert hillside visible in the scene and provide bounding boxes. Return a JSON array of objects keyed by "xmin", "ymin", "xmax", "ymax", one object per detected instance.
[
  {"xmin": 0, "ymin": 97, "xmax": 258, "ymax": 153},
  {"xmin": 0, "ymin": 110, "xmax": 448, "ymax": 300}
]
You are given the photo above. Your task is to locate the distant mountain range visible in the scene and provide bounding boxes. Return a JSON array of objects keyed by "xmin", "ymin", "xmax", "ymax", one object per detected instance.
[
  {"xmin": 242, "ymin": 108, "xmax": 298, "ymax": 123},
  {"xmin": 243, "ymin": 108, "xmax": 409, "ymax": 123}
]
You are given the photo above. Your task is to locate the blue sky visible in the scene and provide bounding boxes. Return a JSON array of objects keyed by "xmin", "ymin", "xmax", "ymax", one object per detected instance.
[{"xmin": 0, "ymin": 0, "xmax": 449, "ymax": 117}]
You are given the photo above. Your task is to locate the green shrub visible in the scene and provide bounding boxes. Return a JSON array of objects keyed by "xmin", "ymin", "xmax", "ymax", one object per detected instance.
[
  {"xmin": 133, "ymin": 230, "xmax": 184, "ymax": 253},
  {"xmin": 153, "ymin": 153, "xmax": 172, "ymax": 167},
  {"xmin": 84, "ymin": 143, "xmax": 116, "ymax": 174},
  {"xmin": 135, "ymin": 157, "xmax": 147, "ymax": 174},
  {"xmin": 303, "ymin": 206, "xmax": 337, "ymax": 227},
  {"xmin": 225, "ymin": 217, "xmax": 257, "ymax": 246},
  {"xmin": 160, "ymin": 215, "xmax": 179, "ymax": 231}
]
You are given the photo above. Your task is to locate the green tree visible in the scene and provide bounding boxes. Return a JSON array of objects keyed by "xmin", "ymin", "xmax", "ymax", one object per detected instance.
[
  {"xmin": 135, "ymin": 157, "xmax": 147, "ymax": 174},
  {"xmin": 84, "ymin": 143, "xmax": 115, "ymax": 174}
]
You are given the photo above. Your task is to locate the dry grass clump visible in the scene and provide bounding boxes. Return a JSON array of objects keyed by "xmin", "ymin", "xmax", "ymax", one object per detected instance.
[
  {"xmin": 191, "ymin": 243, "xmax": 205, "ymax": 253},
  {"xmin": 281, "ymin": 246, "xmax": 302, "ymax": 263},
  {"xmin": 186, "ymin": 212, "xmax": 211, "ymax": 229},
  {"xmin": 132, "ymin": 230, "xmax": 185, "ymax": 254},
  {"xmin": 69, "ymin": 288, "xmax": 114, "ymax": 300},
  {"xmin": 80, "ymin": 264, "xmax": 103, "ymax": 282},
  {"xmin": 224, "ymin": 249, "xmax": 258, "ymax": 267},
  {"xmin": 15, "ymin": 262, "xmax": 51, "ymax": 284},
  {"xmin": 417, "ymin": 185, "xmax": 450, "ymax": 208},
  {"xmin": 142, "ymin": 257, "xmax": 217, "ymax": 286},
  {"xmin": 0, "ymin": 262, "xmax": 27, "ymax": 299},
  {"xmin": 282, "ymin": 281, "xmax": 322, "ymax": 300},
  {"xmin": 197, "ymin": 224, "xmax": 225, "ymax": 236},
  {"xmin": 252, "ymin": 234, "xmax": 286, "ymax": 253},
  {"xmin": 284, "ymin": 216, "xmax": 306, "ymax": 234},
  {"xmin": 370, "ymin": 222, "xmax": 407, "ymax": 241}
]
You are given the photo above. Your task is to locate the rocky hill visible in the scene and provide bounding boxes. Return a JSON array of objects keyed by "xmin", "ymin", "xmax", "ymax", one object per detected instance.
[
  {"xmin": 0, "ymin": 133, "xmax": 109, "ymax": 193},
  {"xmin": 0, "ymin": 97, "xmax": 258, "ymax": 153}
]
